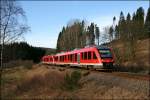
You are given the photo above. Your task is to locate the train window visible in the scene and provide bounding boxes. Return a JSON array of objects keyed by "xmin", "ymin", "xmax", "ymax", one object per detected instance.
[
  {"xmin": 72, "ymin": 54, "xmax": 74, "ymax": 61},
  {"xmin": 68, "ymin": 55, "xmax": 70, "ymax": 61},
  {"xmin": 62, "ymin": 56, "xmax": 64, "ymax": 61},
  {"xmin": 75, "ymin": 53, "xmax": 77, "ymax": 62},
  {"xmin": 60, "ymin": 56, "xmax": 61, "ymax": 61},
  {"xmin": 84, "ymin": 52, "xmax": 87, "ymax": 60},
  {"xmin": 70, "ymin": 54, "xmax": 73, "ymax": 61},
  {"xmin": 66, "ymin": 55, "xmax": 68, "ymax": 60},
  {"xmin": 72, "ymin": 54, "xmax": 74, "ymax": 62},
  {"xmin": 60, "ymin": 56, "xmax": 62, "ymax": 62},
  {"xmin": 69, "ymin": 55, "xmax": 71, "ymax": 61},
  {"xmin": 81, "ymin": 52, "xmax": 84, "ymax": 59},
  {"xmin": 93, "ymin": 52, "xmax": 97, "ymax": 59},
  {"xmin": 55, "ymin": 57, "xmax": 58, "ymax": 61},
  {"xmin": 88, "ymin": 51, "xmax": 91, "ymax": 59},
  {"xmin": 59, "ymin": 56, "xmax": 60, "ymax": 61}
]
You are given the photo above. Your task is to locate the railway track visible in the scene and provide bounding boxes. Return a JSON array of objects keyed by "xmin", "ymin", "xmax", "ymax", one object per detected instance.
[{"xmin": 43, "ymin": 64, "xmax": 150, "ymax": 81}]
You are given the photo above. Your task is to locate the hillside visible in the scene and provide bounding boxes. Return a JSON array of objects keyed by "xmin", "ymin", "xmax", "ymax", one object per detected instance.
[{"xmin": 107, "ymin": 38, "xmax": 150, "ymax": 68}]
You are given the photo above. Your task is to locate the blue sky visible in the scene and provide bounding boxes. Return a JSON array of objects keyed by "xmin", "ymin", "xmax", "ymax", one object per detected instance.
[{"xmin": 20, "ymin": 1, "xmax": 149, "ymax": 48}]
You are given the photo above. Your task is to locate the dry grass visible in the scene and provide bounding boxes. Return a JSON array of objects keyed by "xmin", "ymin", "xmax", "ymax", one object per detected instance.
[
  {"xmin": 15, "ymin": 68, "xmax": 65, "ymax": 98},
  {"xmin": 77, "ymin": 72, "xmax": 149, "ymax": 99},
  {"xmin": 1, "ymin": 66, "xmax": 28, "ymax": 98},
  {"xmin": 110, "ymin": 38, "xmax": 150, "ymax": 73},
  {"xmin": 1, "ymin": 64, "xmax": 149, "ymax": 99}
]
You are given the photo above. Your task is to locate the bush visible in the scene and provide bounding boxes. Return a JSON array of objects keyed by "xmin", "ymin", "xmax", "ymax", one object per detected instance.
[
  {"xmin": 113, "ymin": 48, "xmax": 123, "ymax": 65},
  {"xmin": 64, "ymin": 70, "xmax": 81, "ymax": 91}
]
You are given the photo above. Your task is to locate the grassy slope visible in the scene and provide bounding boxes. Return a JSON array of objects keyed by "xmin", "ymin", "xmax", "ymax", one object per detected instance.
[
  {"xmin": 1, "ymin": 65, "xmax": 149, "ymax": 99},
  {"xmin": 108, "ymin": 38, "xmax": 149, "ymax": 67}
]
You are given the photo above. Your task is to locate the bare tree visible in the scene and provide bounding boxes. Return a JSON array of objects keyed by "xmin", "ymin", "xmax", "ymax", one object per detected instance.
[
  {"xmin": 0, "ymin": 0, "xmax": 29, "ymax": 68},
  {"xmin": 102, "ymin": 26, "xmax": 110, "ymax": 43}
]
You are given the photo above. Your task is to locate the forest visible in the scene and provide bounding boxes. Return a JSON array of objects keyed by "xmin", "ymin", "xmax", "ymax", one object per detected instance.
[
  {"xmin": 57, "ymin": 7, "xmax": 149, "ymax": 52},
  {"xmin": 1, "ymin": 42, "xmax": 46, "ymax": 64}
]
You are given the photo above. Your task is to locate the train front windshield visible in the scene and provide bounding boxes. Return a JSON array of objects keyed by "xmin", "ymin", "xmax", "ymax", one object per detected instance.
[{"xmin": 99, "ymin": 49, "xmax": 112, "ymax": 59}]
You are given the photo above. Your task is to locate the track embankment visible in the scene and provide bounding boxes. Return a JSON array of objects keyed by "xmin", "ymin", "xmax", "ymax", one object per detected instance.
[{"xmin": 44, "ymin": 64, "xmax": 150, "ymax": 81}]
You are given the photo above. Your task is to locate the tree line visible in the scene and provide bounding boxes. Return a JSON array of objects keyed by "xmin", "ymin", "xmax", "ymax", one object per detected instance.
[
  {"xmin": 56, "ymin": 20, "xmax": 100, "ymax": 52},
  {"xmin": 1, "ymin": 42, "xmax": 46, "ymax": 63},
  {"xmin": 56, "ymin": 7, "xmax": 150, "ymax": 54},
  {"xmin": 114, "ymin": 7, "xmax": 149, "ymax": 41}
]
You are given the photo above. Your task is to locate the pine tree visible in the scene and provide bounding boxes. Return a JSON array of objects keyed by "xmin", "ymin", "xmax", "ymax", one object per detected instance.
[
  {"xmin": 87, "ymin": 23, "xmax": 95, "ymax": 45},
  {"xmin": 115, "ymin": 25, "xmax": 119, "ymax": 39},
  {"xmin": 135, "ymin": 7, "xmax": 145, "ymax": 39},
  {"xmin": 118, "ymin": 11, "xmax": 126, "ymax": 40},
  {"xmin": 126, "ymin": 13, "xmax": 131, "ymax": 40},
  {"xmin": 144, "ymin": 7, "xmax": 150, "ymax": 38}
]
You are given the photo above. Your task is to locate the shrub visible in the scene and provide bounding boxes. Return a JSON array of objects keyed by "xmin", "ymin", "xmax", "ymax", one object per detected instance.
[
  {"xmin": 64, "ymin": 70, "xmax": 81, "ymax": 91},
  {"xmin": 113, "ymin": 48, "xmax": 123, "ymax": 65},
  {"xmin": 17, "ymin": 75, "xmax": 44, "ymax": 92}
]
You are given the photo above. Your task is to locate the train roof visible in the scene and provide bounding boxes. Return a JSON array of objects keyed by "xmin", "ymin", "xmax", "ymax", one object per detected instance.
[
  {"xmin": 42, "ymin": 45, "xmax": 111, "ymax": 58},
  {"xmin": 54, "ymin": 45, "xmax": 111, "ymax": 56}
]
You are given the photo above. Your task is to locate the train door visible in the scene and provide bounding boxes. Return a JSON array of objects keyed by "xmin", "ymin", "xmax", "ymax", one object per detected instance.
[{"xmin": 77, "ymin": 53, "xmax": 80, "ymax": 64}]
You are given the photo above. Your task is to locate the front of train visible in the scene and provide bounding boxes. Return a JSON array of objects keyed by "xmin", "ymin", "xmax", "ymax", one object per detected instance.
[{"xmin": 97, "ymin": 46, "xmax": 114, "ymax": 68}]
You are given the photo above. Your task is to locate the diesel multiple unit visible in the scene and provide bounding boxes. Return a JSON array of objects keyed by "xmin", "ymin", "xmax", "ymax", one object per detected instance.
[{"xmin": 42, "ymin": 46, "xmax": 114, "ymax": 69}]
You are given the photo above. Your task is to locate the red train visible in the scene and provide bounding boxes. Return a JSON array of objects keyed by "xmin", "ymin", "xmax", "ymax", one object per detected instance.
[{"xmin": 42, "ymin": 46, "xmax": 114, "ymax": 69}]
